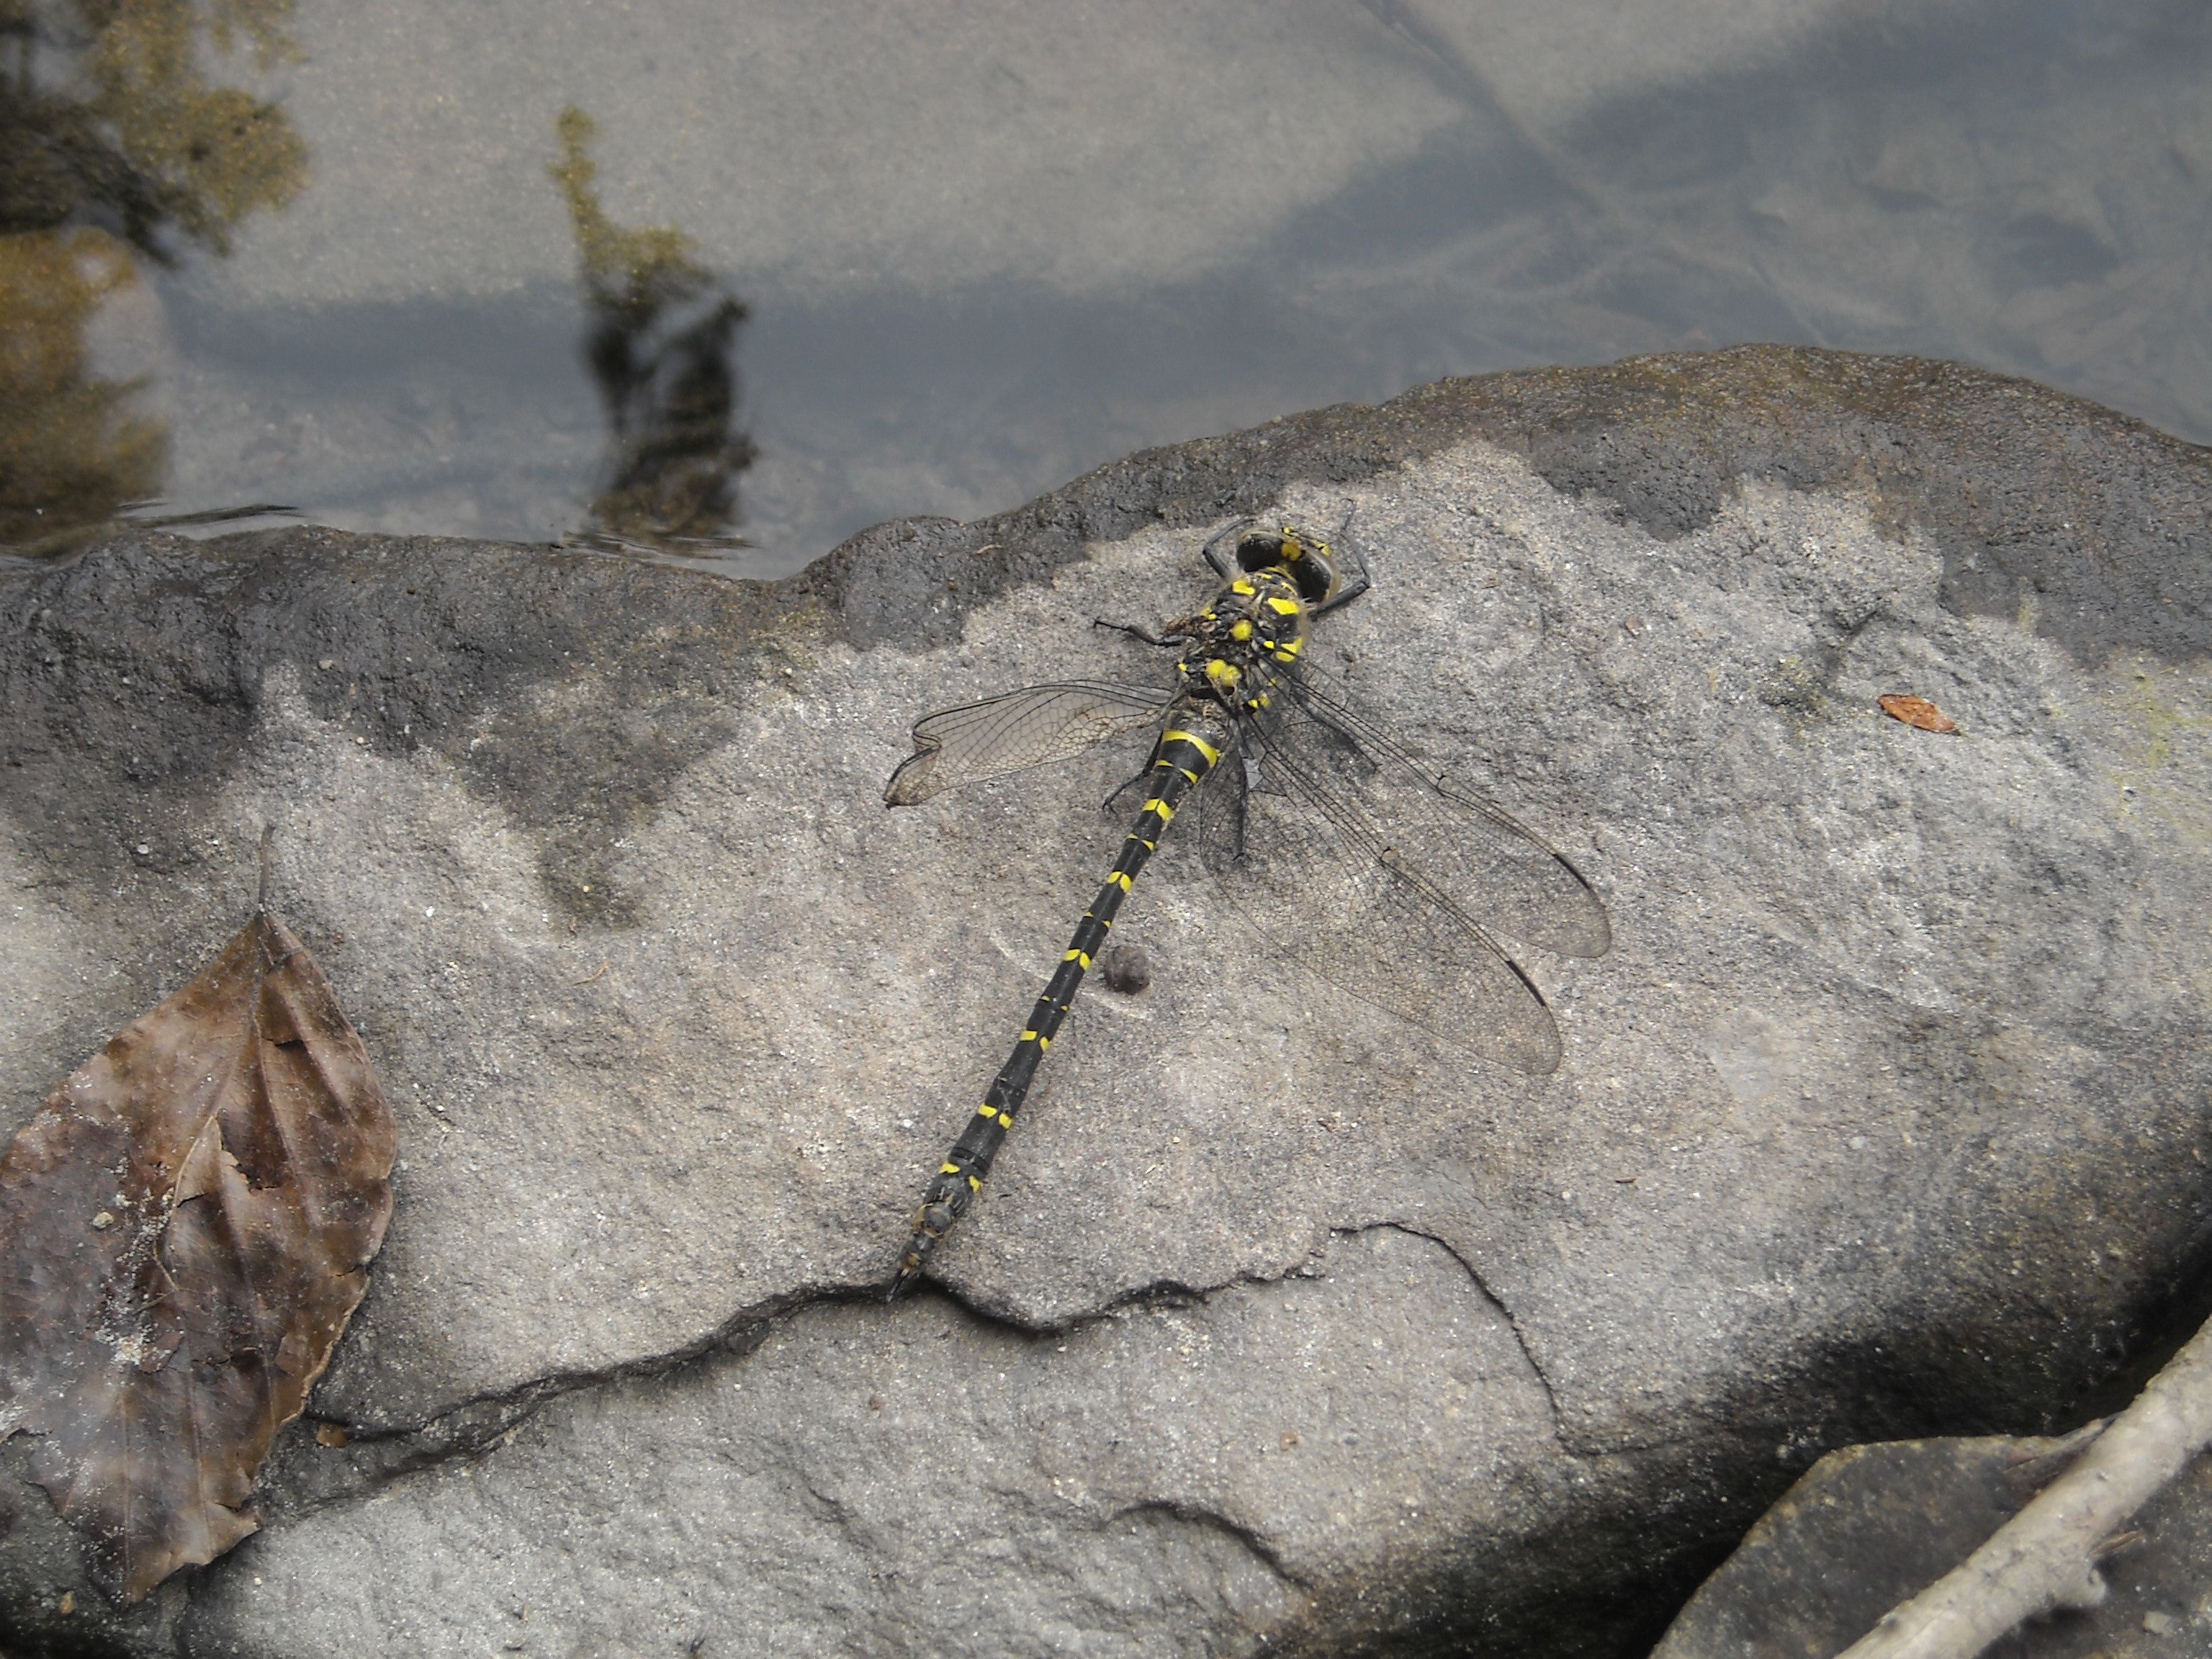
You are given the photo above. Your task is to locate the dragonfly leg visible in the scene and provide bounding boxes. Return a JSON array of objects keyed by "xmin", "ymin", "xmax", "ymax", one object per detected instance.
[
  {"xmin": 1101, "ymin": 772, "xmax": 1148, "ymax": 812},
  {"xmin": 1202, "ymin": 516, "xmax": 1256, "ymax": 580},
  {"xmin": 1308, "ymin": 503, "xmax": 1371, "ymax": 616},
  {"xmin": 1092, "ymin": 616, "xmax": 1187, "ymax": 648},
  {"xmin": 1097, "ymin": 726, "xmax": 1177, "ymax": 813},
  {"xmin": 1231, "ymin": 729, "xmax": 1262, "ymax": 862}
]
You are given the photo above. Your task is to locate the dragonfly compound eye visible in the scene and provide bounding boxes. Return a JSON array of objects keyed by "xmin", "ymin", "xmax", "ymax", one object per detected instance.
[{"xmin": 1237, "ymin": 529, "xmax": 1341, "ymax": 606}]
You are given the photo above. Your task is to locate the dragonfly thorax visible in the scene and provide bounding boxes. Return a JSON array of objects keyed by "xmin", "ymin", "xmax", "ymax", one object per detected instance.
[{"xmin": 1174, "ymin": 566, "xmax": 1308, "ymax": 715}]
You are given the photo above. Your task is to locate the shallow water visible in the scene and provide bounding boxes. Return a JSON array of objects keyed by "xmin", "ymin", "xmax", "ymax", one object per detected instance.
[{"xmin": 6, "ymin": 0, "xmax": 2211, "ymax": 575}]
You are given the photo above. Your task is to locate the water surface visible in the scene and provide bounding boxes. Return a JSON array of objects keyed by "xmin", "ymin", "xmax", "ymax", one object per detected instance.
[{"xmin": 8, "ymin": 0, "xmax": 2211, "ymax": 573}]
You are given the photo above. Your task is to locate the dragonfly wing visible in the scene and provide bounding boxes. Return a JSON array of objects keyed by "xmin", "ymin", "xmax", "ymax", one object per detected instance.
[
  {"xmin": 1222, "ymin": 739, "xmax": 1569, "ymax": 1073},
  {"xmin": 1269, "ymin": 673, "xmax": 1612, "ymax": 959},
  {"xmin": 1170, "ymin": 669, "xmax": 1609, "ymax": 1073},
  {"xmin": 884, "ymin": 681, "xmax": 1173, "ymax": 804}
]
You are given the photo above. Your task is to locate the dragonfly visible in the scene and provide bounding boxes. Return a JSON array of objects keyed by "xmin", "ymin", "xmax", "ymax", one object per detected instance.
[{"xmin": 882, "ymin": 516, "xmax": 1611, "ymax": 1297}]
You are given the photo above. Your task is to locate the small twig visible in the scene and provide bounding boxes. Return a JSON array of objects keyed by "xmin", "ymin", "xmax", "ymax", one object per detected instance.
[
  {"xmin": 1835, "ymin": 1309, "xmax": 2212, "ymax": 1659},
  {"xmin": 572, "ymin": 960, "xmax": 611, "ymax": 986}
]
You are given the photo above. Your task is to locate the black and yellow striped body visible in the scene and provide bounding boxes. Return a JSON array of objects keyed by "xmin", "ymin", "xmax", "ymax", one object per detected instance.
[
  {"xmin": 886, "ymin": 526, "xmax": 1350, "ymax": 1298},
  {"xmin": 889, "ymin": 719, "xmax": 1227, "ymax": 1292}
]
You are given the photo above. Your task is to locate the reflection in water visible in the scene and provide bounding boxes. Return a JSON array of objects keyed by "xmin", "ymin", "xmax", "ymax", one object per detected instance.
[
  {"xmin": 0, "ymin": 0, "xmax": 306, "ymax": 553},
  {"xmin": 549, "ymin": 106, "xmax": 755, "ymax": 554},
  {"xmin": 0, "ymin": 228, "xmax": 163, "ymax": 547}
]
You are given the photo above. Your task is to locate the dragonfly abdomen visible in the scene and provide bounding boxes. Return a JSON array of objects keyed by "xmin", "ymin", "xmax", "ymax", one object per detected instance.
[{"xmin": 888, "ymin": 721, "xmax": 1226, "ymax": 1296}]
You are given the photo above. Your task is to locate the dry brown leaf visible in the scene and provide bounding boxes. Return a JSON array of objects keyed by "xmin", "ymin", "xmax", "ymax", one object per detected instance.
[
  {"xmin": 0, "ymin": 907, "xmax": 394, "ymax": 1602},
  {"xmin": 1878, "ymin": 693, "xmax": 1959, "ymax": 733}
]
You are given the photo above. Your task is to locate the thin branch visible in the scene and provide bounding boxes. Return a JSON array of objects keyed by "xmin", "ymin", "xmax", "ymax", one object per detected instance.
[{"xmin": 1836, "ymin": 1310, "xmax": 2212, "ymax": 1659}]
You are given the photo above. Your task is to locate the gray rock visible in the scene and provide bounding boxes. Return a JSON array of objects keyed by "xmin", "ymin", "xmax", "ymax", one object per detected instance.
[
  {"xmin": 1, "ymin": 345, "xmax": 2208, "ymax": 1655},
  {"xmin": 1652, "ymin": 1431, "xmax": 2212, "ymax": 1657}
]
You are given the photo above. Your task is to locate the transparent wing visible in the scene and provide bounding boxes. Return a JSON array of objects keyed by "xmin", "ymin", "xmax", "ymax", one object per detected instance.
[
  {"xmin": 1180, "ymin": 668, "xmax": 1609, "ymax": 1073},
  {"xmin": 884, "ymin": 681, "xmax": 1174, "ymax": 804},
  {"xmin": 1272, "ymin": 672, "xmax": 1611, "ymax": 959}
]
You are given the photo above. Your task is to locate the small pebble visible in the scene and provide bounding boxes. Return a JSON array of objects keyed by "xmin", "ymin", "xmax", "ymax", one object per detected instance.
[
  {"xmin": 133, "ymin": 844, "xmax": 150, "ymax": 855},
  {"xmin": 1099, "ymin": 944, "xmax": 1152, "ymax": 994},
  {"xmin": 91, "ymin": 1211, "xmax": 114, "ymax": 1229},
  {"xmin": 318, "ymin": 659, "xmax": 334, "ymax": 671}
]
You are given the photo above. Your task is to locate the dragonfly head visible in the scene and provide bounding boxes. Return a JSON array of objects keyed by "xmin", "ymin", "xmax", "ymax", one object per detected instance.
[{"xmin": 1231, "ymin": 526, "xmax": 1345, "ymax": 608}]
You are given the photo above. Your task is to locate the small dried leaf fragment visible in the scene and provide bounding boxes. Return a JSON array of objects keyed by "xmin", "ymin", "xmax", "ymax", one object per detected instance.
[
  {"xmin": 1878, "ymin": 693, "xmax": 1959, "ymax": 733},
  {"xmin": 0, "ymin": 910, "xmax": 394, "ymax": 1602}
]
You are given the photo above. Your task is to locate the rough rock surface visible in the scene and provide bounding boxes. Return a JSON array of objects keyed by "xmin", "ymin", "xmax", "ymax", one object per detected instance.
[
  {"xmin": 0, "ymin": 345, "xmax": 2207, "ymax": 1656},
  {"xmin": 1652, "ymin": 1432, "xmax": 2212, "ymax": 1657}
]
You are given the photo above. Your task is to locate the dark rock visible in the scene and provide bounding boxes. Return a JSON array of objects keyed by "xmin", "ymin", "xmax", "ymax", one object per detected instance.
[
  {"xmin": 0, "ymin": 346, "xmax": 2208, "ymax": 1656},
  {"xmin": 1653, "ymin": 1432, "xmax": 2212, "ymax": 1657}
]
